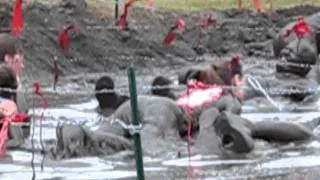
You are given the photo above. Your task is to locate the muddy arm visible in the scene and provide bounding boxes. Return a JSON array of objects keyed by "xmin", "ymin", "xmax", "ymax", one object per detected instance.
[
  {"xmin": 208, "ymin": 94, "xmax": 242, "ymax": 114},
  {"xmin": 178, "ymin": 69, "xmax": 201, "ymax": 84},
  {"xmin": 140, "ymin": 124, "xmax": 171, "ymax": 157},
  {"xmin": 6, "ymin": 125, "xmax": 25, "ymax": 149}
]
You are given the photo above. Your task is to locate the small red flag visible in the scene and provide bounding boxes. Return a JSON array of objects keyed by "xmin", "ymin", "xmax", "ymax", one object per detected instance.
[
  {"xmin": 59, "ymin": 24, "xmax": 78, "ymax": 50},
  {"xmin": 284, "ymin": 16, "xmax": 312, "ymax": 39},
  {"xmin": 118, "ymin": 0, "xmax": 136, "ymax": 30},
  {"xmin": 11, "ymin": 0, "xmax": 23, "ymax": 37},
  {"xmin": 163, "ymin": 18, "xmax": 186, "ymax": 45},
  {"xmin": 252, "ymin": 0, "xmax": 262, "ymax": 13},
  {"xmin": 163, "ymin": 31, "xmax": 175, "ymax": 45}
]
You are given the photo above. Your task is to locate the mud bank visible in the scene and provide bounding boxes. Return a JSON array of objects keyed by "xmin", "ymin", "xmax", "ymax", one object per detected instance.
[
  {"xmin": 0, "ymin": 1, "xmax": 320, "ymax": 107},
  {"xmin": 0, "ymin": 1, "xmax": 319, "ymax": 80}
]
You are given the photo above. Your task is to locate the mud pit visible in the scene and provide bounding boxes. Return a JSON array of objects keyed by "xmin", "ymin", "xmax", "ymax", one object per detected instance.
[{"xmin": 1, "ymin": 0, "xmax": 320, "ymax": 179}]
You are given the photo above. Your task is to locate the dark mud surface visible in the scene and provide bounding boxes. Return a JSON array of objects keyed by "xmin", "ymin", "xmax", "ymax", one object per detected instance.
[
  {"xmin": 0, "ymin": 1, "xmax": 318, "ymax": 79},
  {"xmin": 0, "ymin": 0, "xmax": 319, "ymax": 106},
  {"xmin": 1, "ymin": 1, "xmax": 320, "ymax": 179}
]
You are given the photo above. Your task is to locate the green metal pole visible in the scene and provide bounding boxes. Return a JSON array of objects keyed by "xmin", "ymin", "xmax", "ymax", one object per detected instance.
[
  {"xmin": 115, "ymin": 0, "xmax": 119, "ymax": 25},
  {"xmin": 127, "ymin": 67, "xmax": 145, "ymax": 180}
]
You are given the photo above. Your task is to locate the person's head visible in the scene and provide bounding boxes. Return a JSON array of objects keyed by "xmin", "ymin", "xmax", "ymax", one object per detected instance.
[
  {"xmin": 277, "ymin": 37, "xmax": 318, "ymax": 77},
  {"xmin": 95, "ymin": 75, "xmax": 117, "ymax": 109},
  {"xmin": 151, "ymin": 76, "xmax": 175, "ymax": 99},
  {"xmin": 0, "ymin": 63, "xmax": 18, "ymax": 101},
  {"xmin": 210, "ymin": 57, "xmax": 244, "ymax": 100},
  {"xmin": 0, "ymin": 33, "xmax": 24, "ymax": 80}
]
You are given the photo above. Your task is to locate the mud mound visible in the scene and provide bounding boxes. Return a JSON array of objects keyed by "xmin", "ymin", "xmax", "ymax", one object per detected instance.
[{"xmin": 0, "ymin": 1, "xmax": 319, "ymax": 82}]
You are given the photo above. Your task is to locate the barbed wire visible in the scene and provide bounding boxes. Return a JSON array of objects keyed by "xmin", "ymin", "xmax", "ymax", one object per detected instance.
[{"xmin": 3, "ymin": 81, "xmax": 320, "ymax": 97}]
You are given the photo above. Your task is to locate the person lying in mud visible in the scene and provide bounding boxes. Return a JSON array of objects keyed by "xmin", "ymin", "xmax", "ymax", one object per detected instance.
[
  {"xmin": 176, "ymin": 56, "xmax": 243, "ymax": 114},
  {"xmin": 264, "ymin": 12, "xmax": 320, "ymax": 103},
  {"xmin": 0, "ymin": 33, "xmax": 30, "ymax": 149},
  {"xmin": 52, "ymin": 95, "xmax": 198, "ymax": 159},
  {"xmin": 191, "ymin": 106, "xmax": 317, "ymax": 156}
]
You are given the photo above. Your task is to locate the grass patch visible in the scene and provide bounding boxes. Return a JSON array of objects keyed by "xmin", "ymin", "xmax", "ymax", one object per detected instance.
[
  {"xmin": 17, "ymin": 0, "xmax": 320, "ymax": 14},
  {"xmin": 149, "ymin": 0, "xmax": 320, "ymax": 11}
]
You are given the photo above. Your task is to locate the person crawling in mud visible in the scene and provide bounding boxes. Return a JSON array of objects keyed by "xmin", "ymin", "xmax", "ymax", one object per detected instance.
[
  {"xmin": 50, "ymin": 58, "xmax": 247, "ymax": 159},
  {"xmin": 176, "ymin": 56, "xmax": 243, "ymax": 114},
  {"xmin": 249, "ymin": 12, "xmax": 320, "ymax": 103},
  {"xmin": 94, "ymin": 75, "xmax": 129, "ymax": 117},
  {"xmin": 0, "ymin": 33, "xmax": 30, "ymax": 149}
]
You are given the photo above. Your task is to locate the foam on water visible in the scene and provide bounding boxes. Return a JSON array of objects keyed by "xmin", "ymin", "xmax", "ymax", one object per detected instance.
[{"xmin": 257, "ymin": 155, "xmax": 320, "ymax": 169}]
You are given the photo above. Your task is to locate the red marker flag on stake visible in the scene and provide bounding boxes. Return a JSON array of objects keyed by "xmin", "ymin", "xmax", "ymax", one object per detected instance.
[
  {"xmin": 59, "ymin": 24, "xmax": 78, "ymax": 50},
  {"xmin": 284, "ymin": 16, "xmax": 312, "ymax": 39},
  {"xmin": 163, "ymin": 18, "xmax": 186, "ymax": 45},
  {"xmin": 252, "ymin": 0, "xmax": 262, "ymax": 13},
  {"xmin": 11, "ymin": 0, "xmax": 23, "ymax": 37},
  {"xmin": 118, "ymin": 0, "xmax": 136, "ymax": 30}
]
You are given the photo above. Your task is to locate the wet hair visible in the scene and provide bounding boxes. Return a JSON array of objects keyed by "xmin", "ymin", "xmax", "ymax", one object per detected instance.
[
  {"xmin": 0, "ymin": 33, "xmax": 21, "ymax": 62},
  {"xmin": 213, "ymin": 59, "xmax": 242, "ymax": 85},
  {"xmin": 151, "ymin": 76, "xmax": 176, "ymax": 100},
  {"xmin": 95, "ymin": 75, "xmax": 117, "ymax": 109},
  {"xmin": 0, "ymin": 63, "xmax": 18, "ymax": 100}
]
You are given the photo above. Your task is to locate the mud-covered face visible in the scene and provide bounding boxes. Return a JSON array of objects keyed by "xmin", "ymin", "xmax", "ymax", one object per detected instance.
[
  {"xmin": 277, "ymin": 38, "xmax": 318, "ymax": 77},
  {"xmin": 213, "ymin": 112, "xmax": 254, "ymax": 154},
  {"xmin": 4, "ymin": 52, "xmax": 24, "ymax": 83}
]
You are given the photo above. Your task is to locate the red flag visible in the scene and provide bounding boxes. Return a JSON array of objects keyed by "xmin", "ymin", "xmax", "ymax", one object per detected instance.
[
  {"xmin": 284, "ymin": 16, "xmax": 312, "ymax": 39},
  {"xmin": 118, "ymin": 0, "xmax": 136, "ymax": 30},
  {"xmin": 59, "ymin": 24, "xmax": 78, "ymax": 50},
  {"xmin": 163, "ymin": 31, "xmax": 175, "ymax": 45},
  {"xmin": 252, "ymin": 0, "xmax": 262, "ymax": 13},
  {"xmin": 11, "ymin": 0, "xmax": 23, "ymax": 37},
  {"xmin": 163, "ymin": 18, "xmax": 185, "ymax": 45}
]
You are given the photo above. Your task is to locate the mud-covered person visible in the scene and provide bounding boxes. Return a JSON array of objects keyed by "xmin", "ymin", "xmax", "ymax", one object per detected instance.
[
  {"xmin": 0, "ymin": 33, "xmax": 29, "ymax": 148},
  {"xmin": 244, "ymin": 13, "xmax": 320, "ymax": 105},
  {"xmin": 177, "ymin": 56, "xmax": 244, "ymax": 114},
  {"xmin": 0, "ymin": 64, "xmax": 27, "ymax": 149},
  {"xmin": 95, "ymin": 75, "xmax": 129, "ymax": 117}
]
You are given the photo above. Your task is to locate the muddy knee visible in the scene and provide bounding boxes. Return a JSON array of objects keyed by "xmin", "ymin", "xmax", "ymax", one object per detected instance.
[{"xmin": 214, "ymin": 112, "xmax": 254, "ymax": 153}]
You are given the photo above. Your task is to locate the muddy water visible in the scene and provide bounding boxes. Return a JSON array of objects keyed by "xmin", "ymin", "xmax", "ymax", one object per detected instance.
[{"xmin": 2, "ymin": 57, "xmax": 320, "ymax": 179}]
